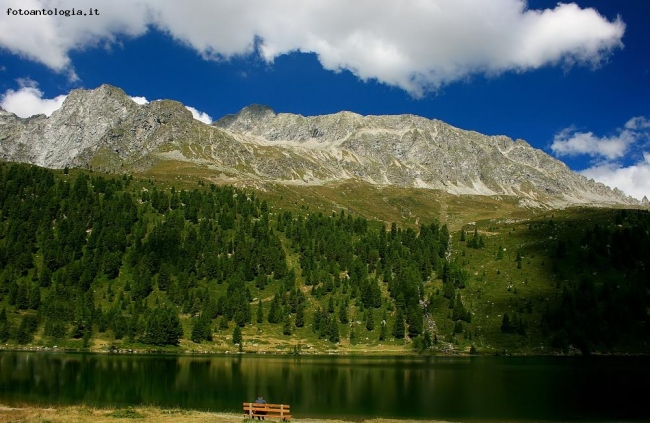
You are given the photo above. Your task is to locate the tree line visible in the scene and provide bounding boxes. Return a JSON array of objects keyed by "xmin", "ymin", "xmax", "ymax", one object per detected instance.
[{"xmin": 0, "ymin": 163, "xmax": 453, "ymax": 348}]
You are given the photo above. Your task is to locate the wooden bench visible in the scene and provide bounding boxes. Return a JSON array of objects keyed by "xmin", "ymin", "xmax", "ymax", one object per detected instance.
[{"xmin": 243, "ymin": 402, "xmax": 291, "ymax": 421}]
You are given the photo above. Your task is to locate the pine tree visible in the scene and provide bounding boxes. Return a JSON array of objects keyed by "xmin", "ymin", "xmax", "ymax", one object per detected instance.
[
  {"xmin": 0, "ymin": 308, "xmax": 10, "ymax": 343},
  {"xmin": 16, "ymin": 282, "xmax": 29, "ymax": 310},
  {"xmin": 338, "ymin": 301, "xmax": 349, "ymax": 324},
  {"xmin": 191, "ymin": 314, "xmax": 212, "ymax": 343},
  {"xmin": 16, "ymin": 314, "xmax": 38, "ymax": 344},
  {"xmin": 370, "ymin": 279, "xmax": 382, "ymax": 308},
  {"xmin": 365, "ymin": 309, "xmax": 375, "ymax": 331},
  {"xmin": 406, "ymin": 305, "xmax": 422, "ymax": 338},
  {"xmin": 82, "ymin": 327, "xmax": 92, "ymax": 348},
  {"xmin": 39, "ymin": 267, "xmax": 52, "ymax": 288},
  {"xmin": 379, "ymin": 320, "xmax": 388, "ymax": 341},
  {"xmin": 143, "ymin": 307, "xmax": 183, "ymax": 346},
  {"xmin": 157, "ymin": 264, "xmax": 171, "ymax": 291},
  {"xmin": 393, "ymin": 308, "xmax": 405, "ymax": 339},
  {"xmin": 234, "ymin": 297, "xmax": 251, "ymax": 327},
  {"xmin": 267, "ymin": 294, "xmax": 281, "ymax": 323},
  {"xmin": 233, "ymin": 325, "xmax": 242, "ymax": 345},
  {"xmin": 295, "ymin": 304, "xmax": 305, "ymax": 328},
  {"xmin": 283, "ymin": 313, "xmax": 292, "ymax": 336},
  {"xmin": 328, "ymin": 318, "xmax": 340, "ymax": 343},
  {"xmin": 29, "ymin": 283, "xmax": 41, "ymax": 310},
  {"xmin": 452, "ymin": 293, "xmax": 470, "ymax": 323},
  {"xmin": 113, "ymin": 315, "xmax": 126, "ymax": 340}
]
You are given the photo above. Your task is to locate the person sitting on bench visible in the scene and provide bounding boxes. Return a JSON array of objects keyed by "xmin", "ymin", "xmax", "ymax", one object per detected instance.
[{"xmin": 255, "ymin": 395, "xmax": 267, "ymax": 420}]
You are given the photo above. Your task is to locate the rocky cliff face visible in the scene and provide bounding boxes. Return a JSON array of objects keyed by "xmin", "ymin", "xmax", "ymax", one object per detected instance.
[
  {"xmin": 0, "ymin": 84, "xmax": 641, "ymax": 207},
  {"xmin": 0, "ymin": 85, "xmax": 204, "ymax": 170}
]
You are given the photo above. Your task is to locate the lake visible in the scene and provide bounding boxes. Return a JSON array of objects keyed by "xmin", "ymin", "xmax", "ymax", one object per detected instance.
[{"xmin": 0, "ymin": 352, "xmax": 648, "ymax": 421}]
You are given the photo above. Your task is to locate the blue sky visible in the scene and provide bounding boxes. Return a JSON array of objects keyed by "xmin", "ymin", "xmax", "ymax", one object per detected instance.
[{"xmin": 1, "ymin": 0, "xmax": 649, "ymax": 200}]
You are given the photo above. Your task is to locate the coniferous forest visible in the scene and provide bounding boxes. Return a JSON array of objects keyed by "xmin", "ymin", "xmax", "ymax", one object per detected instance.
[{"xmin": 1, "ymin": 162, "xmax": 649, "ymax": 355}]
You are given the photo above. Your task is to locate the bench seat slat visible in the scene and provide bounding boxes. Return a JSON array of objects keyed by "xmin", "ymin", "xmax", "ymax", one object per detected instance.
[{"xmin": 243, "ymin": 404, "xmax": 290, "ymax": 410}]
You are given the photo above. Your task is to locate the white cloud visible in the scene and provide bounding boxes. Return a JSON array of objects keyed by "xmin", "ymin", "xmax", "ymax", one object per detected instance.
[
  {"xmin": 0, "ymin": 82, "xmax": 67, "ymax": 117},
  {"xmin": 185, "ymin": 106, "xmax": 212, "ymax": 124},
  {"xmin": 550, "ymin": 127, "xmax": 636, "ymax": 160},
  {"xmin": 0, "ymin": 0, "xmax": 625, "ymax": 95},
  {"xmin": 1, "ymin": 0, "xmax": 149, "ymax": 79},
  {"xmin": 130, "ymin": 96, "xmax": 149, "ymax": 105},
  {"xmin": 625, "ymin": 116, "xmax": 650, "ymax": 130},
  {"xmin": 552, "ymin": 116, "xmax": 650, "ymax": 201},
  {"xmin": 581, "ymin": 154, "xmax": 650, "ymax": 201}
]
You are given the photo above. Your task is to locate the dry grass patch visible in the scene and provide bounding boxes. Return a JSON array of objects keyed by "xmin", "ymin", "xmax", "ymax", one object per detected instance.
[{"xmin": 0, "ymin": 405, "xmax": 452, "ymax": 423}]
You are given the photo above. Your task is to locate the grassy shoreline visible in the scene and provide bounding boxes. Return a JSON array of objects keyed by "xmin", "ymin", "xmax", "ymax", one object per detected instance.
[
  {"xmin": 0, "ymin": 344, "xmax": 465, "ymax": 357},
  {"xmin": 0, "ymin": 404, "xmax": 444, "ymax": 423}
]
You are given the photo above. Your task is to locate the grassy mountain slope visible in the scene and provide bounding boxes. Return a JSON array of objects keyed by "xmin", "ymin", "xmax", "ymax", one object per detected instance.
[{"xmin": 139, "ymin": 159, "xmax": 537, "ymax": 230}]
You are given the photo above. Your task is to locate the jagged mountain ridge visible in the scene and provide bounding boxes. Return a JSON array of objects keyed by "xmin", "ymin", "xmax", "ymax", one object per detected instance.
[{"xmin": 0, "ymin": 84, "xmax": 641, "ymax": 207}]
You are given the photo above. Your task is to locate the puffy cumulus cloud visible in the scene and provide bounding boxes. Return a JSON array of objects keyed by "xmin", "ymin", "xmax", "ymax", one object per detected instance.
[
  {"xmin": 550, "ymin": 127, "xmax": 636, "ymax": 160},
  {"xmin": 185, "ymin": 106, "xmax": 212, "ymax": 124},
  {"xmin": 0, "ymin": 81, "xmax": 67, "ymax": 117},
  {"xmin": 553, "ymin": 116, "xmax": 650, "ymax": 200},
  {"xmin": 552, "ymin": 116, "xmax": 650, "ymax": 160},
  {"xmin": 0, "ymin": 0, "xmax": 625, "ymax": 95},
  {"xmin": 581, "ymin": 154, "xmax": 650, "ymax": 201},
  {"xmin": 1, "ymin": 0, "xmax": 149, "ymax": 77}
]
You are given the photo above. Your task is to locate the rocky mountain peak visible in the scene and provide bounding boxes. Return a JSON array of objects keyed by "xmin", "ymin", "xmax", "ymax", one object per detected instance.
[
  {"xmin": 66, "ymin": 83, "xmax": 131, "ymax": 103},
  {"xmin": 53, "ymin": 84, "xmax": 137, "ymax": 123},
  {"xmin": 240, "ymin": 104, "xmax": 276, "ymax": 118},
  {"xmin": 0, "ymin": 84, "xmax": 644, "ymax": 208},
  {"xmin": 0, "ymin": 84, "xmax": 197, "ymax": 169},
  {"xmin": 215, "ymin": 104, "xmax": 276, "ymax": 131}
]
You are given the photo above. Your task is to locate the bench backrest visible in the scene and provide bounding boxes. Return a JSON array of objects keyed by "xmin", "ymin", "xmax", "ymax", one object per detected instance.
[{"xmin": 243, "ymin": 402, "xmax": 290, "ymax": 418}]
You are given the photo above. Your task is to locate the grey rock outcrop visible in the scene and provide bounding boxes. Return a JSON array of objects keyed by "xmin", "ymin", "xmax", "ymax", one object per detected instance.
[
  {"xmin": 214, "ymin": 105, "xmax": 640, "ymax": 207},
  {"xmin": 0, "ymin": 85, "xmax": 199, "ymax": 170},
  {"xmin": 0, "ymin": 84, "xmax": 642, "ymax": 208}
]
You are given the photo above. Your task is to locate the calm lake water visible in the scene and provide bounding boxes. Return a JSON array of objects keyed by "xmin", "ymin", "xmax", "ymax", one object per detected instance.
[{"xmin": 0, "ymin": 352, "xmax": 648, "ymax": 421}]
